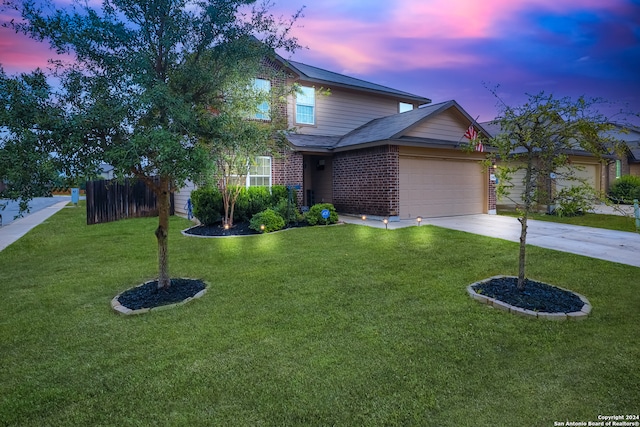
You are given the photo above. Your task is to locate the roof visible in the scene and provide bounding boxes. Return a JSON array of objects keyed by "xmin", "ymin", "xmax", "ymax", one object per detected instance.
[
  {"xmin": 286, "ymin": 60, "xmax": 431, "ymax": 105},
  {"xmin": 287, "ymin": 100, "xmax": 491, "ymax": 152}
]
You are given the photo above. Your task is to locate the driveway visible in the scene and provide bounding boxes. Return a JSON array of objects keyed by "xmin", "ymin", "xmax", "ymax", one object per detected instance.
[{"xmin": 341, "ymin": 214, "xmax": 640, "ymax": 268}]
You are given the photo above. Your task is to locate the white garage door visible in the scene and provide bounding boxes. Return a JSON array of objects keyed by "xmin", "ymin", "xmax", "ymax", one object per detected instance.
[{"xmin": 399, "ymin": 157, "xmax": 485, "ymax": 219}]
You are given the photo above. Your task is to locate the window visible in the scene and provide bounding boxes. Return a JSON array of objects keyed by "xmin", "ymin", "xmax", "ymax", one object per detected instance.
[
  {"xmin": 615, "ymin": 160, "xmax": 622, "ymax": 179},
  {"xmin": 253, "ymin": 78, "xmax": 271, "ymax": 120},
  {"xmin": 399, "ymin": 102, "xmax": 414, "ymax": 113},
  {"xmin": 296, "ymin": 86, "xmax": 315, "ymax": 125},
  {"xmin": 248, "ymin": 156, "xmax": 271, "ymax": 187}
]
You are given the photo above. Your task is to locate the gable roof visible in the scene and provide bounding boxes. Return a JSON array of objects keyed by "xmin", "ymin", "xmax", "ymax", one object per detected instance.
[
  {"xmin": 286, "ymin": 60, "xmax": 432, "ymax": 105},
  {"xmin": 335, "ymin": 100, "xmax": 490, "ymax": 149},
  {"xmin": 286, "ymin": 100, "xmax": 491, "ymax": 152}
]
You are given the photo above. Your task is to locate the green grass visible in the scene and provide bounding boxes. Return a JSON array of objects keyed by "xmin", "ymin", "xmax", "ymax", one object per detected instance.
[
  {"xmin": 500, "ymin": 210, "xmax": 639, "ymax": 232},
  {"xmin": 1, "ymin": 203, "xmax": 638, "ymax": 426}
]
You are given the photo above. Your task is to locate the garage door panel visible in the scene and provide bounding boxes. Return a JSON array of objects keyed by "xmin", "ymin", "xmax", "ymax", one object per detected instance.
[{"xmin": 399, "ymin": 157, "xmax": 484, "ymax": 219}]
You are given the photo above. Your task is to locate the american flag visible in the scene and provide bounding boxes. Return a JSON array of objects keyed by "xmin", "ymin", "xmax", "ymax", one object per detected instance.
[
  {"xmin": 463, "ymin": 125, "xmax": 477, "ymax": 141},
  {"xmin": 464, "ymin": 125, "xmax": 484, "ymax": 152}
]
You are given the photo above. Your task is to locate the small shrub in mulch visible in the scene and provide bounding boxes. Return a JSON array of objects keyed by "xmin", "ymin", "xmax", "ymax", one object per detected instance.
[{"xmin": 472, "ymin": 276, "xmax": 584, "ymax": 313}]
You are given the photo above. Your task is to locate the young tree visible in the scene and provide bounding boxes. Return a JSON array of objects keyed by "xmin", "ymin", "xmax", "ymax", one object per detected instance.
[
  {"xmin": 7, "ymin": 0, "xmax": 301, "ymax": 289},
  {"xmin": 488, "ymin": 92, "xmax": 623, "ymax": 291},
  {"xmin": 203, "ymin": 67, "xmax": 290, "ymax": 228}
]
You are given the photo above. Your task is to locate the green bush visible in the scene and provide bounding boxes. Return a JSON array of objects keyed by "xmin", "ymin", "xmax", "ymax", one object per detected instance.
[
  {"xmin": 305, "ymin": 203, "xmax": 338, "ymax": 226},
  {"xmin": 608, "ymin": 175, "xmax": 640, "ymax": 204},
  {"xmin": 274, "ymin": 197, "xmax": 304, "ymax": 225},
  {"xmin": 249, "ymin": 209, "xmax": 285, "ymax": 233},
  {"xmin": 191, "ymin": 187, "xmax": 223, "ymax": 226},
  {"xmin": 553, "ymin": 185, "xmax": 595, "ymax": 217},
  {"xmin": 270, "ymin": 185, "xmax": 288, "ymax": 205}
]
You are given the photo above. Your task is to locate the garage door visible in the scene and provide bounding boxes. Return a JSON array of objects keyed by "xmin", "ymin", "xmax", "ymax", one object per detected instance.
[
  {"xmin": 399, "ymin": 157, "xmax": 485, "ymax": 219},
  {"xmin": 556, "ymin": 164, "xmax": 598, "ymax": 191}
]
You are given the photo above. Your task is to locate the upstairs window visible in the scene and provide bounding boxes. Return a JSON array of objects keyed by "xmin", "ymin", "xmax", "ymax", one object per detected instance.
[
  {"xmin": 296, "ymin": 86, "xmax": 315, "ymax": 125},
  {"xmin": 253, "ymin": 78, "xmax": 271, "ymax": 120},
  {"xmin": 399, "ymin": 102, "xmax": 414, "ymax": 113}
]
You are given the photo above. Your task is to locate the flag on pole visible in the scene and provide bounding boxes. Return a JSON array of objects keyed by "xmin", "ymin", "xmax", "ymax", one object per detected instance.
[
  {"xmin": 463, "ymin": 125, "xmax": 484, "ymax": 152},
  {"xmin": 463, "ymin": 125, "xmax": 477, "ymax": 141}
]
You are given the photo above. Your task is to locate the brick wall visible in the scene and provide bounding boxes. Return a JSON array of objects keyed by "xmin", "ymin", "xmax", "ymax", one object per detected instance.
[
  {"xmin": 272, "ymin": 148, "xmax": 304, "ymax": 206},
  {"xmin": 488, "ymin": 166, "xmax": 497, "ymax": 213},
  {"xmin": 333, "ymin": 145, "xmax": 400, "ymax": 216}
]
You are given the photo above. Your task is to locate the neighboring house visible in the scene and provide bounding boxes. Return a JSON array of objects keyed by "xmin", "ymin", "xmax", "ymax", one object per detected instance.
[
  {"xmin": 480, "ymin": 120, "xmax": 639, "ymax": 210},
  {"xmin": 98, "ymin": 163, "xmax": 115, "ymax": 180},
  {"xmin": 176, "ymin": 58, "xmax": 496, "ymax": 220},
  {"xmin": 603, "ymin": 124, "xmax": 640, "ymax": 189}
]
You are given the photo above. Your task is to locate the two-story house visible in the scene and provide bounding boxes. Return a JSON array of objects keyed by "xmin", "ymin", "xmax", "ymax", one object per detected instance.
[{"xmin": 176, "ymin": 57, "xmax": 497, "ymax": 220}]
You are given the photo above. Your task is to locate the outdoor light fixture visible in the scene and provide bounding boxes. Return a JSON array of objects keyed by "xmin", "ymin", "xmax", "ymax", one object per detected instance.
[
  {"xmin": 383, "ymin": 217, "xmax": 388, "ymax": 230},
  {"xmin": 260, "ymin": 224, "xmax": 265, "ymax": 232},
  {"xmin": 224, "ymin": 223, "xmax": 230, "ymax": 230},
  {"xmin": 361, "ymin": 214, "xmax": 366, "ymax": 221},
  {"xmin": 416, "ymin": 216, "xmax": 422, "ymax": 226}
]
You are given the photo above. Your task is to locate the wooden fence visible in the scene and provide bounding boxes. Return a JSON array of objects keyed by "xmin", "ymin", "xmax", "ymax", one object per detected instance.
[{"xmin": 86, "ymin": 178, "xmax": 174, "ymax": 225}]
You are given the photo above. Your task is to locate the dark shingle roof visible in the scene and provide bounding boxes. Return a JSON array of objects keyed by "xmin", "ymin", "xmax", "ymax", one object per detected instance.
[
  {"xmin": 286, "ymin": 60, "xmax": 431, "ymax": 105},
  {"xmin": 286, "ymin": 100, "xmax": 491, "ymax": 151}
]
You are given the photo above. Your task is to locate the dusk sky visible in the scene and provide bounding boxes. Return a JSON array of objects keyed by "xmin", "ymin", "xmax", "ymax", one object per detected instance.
[{"xmin": 1, "ymin": 0, "xmax": 639, "ymax": 124}]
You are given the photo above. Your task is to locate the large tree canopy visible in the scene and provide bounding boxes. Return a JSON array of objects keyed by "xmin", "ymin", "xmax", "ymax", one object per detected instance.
[{"xmin": 3, "ymin": 0, "xmax": 302, "ymax": 288}]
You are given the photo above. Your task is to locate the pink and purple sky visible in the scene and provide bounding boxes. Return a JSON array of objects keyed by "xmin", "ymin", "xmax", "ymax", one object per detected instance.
[{"xmin": 1, "ymin": 0, "xmax": 639, "ymax": 123}]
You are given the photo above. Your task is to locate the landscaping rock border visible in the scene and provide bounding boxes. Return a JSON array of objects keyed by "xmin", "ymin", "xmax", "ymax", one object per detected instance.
[
  {"xmin": 467, "ymin": 275, "xmax": 592, "ymax": 321},
  {"xmin": 111, "ymin": 278, "xmax": 208, "ymax": 315}
]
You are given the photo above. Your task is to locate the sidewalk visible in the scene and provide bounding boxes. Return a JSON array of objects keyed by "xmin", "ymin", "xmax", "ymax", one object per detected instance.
[{"xmin": 0, "ymin": 201, "xmax": 70, "ymax": 252}]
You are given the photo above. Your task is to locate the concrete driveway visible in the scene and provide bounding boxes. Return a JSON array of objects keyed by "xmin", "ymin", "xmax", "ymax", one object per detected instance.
[{"xmin": 341, "ymin": 214, "xmax": 640, "ymax": 268}]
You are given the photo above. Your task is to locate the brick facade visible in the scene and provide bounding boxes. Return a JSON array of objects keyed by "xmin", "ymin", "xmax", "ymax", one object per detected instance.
[
  {"xmin": 272, "ymin": 148, "xmax": 304, "ymax": 206},
  {"xmin": 332, "ymin": 145, "xmax": 400, "ymax": 216}
]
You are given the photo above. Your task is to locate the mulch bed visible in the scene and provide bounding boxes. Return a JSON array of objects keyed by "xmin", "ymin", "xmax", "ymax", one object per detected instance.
[
  {"xmin": 472, "ymin": 277, "xmax": 584, "ymax": 313},
  {"xmin": 117, "ymin": 278, "xmax": 206, "ymax": 310},
  {"xmin": 184, "ymin": 221, "xmax": 310, "ymax": 237}
]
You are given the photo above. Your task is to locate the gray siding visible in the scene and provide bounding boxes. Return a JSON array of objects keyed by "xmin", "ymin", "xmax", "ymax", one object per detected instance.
[
  {"xmin": 289, "ymin": 87, "xmax": 400, "ymax": 136},
  {"xmin": 404, "ymin": 109, "xmax": 468, "ymax": 141}
]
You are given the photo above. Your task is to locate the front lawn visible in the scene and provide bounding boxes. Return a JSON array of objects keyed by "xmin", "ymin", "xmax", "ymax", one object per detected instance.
[
  {"xmin": 1, "ymin": 205, "xmax": 638, "ymax": 426},
  {"xmin": 499, "ymin": 210, "xmax": 638, "ymax": 232}
]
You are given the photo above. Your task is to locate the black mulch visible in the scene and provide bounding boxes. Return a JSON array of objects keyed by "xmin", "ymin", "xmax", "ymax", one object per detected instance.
[
  {"xmin": 472, "ymin": 277, "xmax": 585, "ymax": 313},
  {"xmin": 184, "ymin": 221, "xmax": 310, "ymax": 237},
  {"xmin": 117, "ymin": 278, "xmax": 206, "ymax": 310}
]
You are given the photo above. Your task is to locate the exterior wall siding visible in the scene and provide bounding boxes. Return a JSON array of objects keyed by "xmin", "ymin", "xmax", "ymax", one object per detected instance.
[
  {"xmin": 289, "ymin": 86, "xmax": 401, "ymax": 136},
  {"xmin": 404, "ymin": 109, "xmax": 470, "ymax": 141},
  {"xmin": 333, "ymin": 145, "xmax": 400, "ymax": 216}
]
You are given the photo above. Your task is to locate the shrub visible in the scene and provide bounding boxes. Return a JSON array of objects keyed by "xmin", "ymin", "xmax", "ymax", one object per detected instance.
[
  {"xmin": 274, "ymin": 197, "xmax": 304, "ymax": 225},
  {"xmin": 270, "ymin": 185, "xmax": 288, "ymax": 205},
  {"xmin": 553, "ymin": 185, "xmax": 595, "ymax": 217},
  {"xmin": 306, "ymin": 203, "xmax": 338, "ymax": 226},
  {"xmin": 608, "ymin": 175, "xmax": 640, "ymax": 204},
  {"xmin": 191, "ymin": 187, "xmax": 223, "ymax": 226},
  {"xmin": 249, "ymin": 209, "xmax": 285, "ymax": 233}
]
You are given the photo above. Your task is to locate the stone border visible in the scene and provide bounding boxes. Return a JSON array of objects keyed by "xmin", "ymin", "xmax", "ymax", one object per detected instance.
[
  {"xmin": 467, "ymin": 275, "xmax": 592, "ymax": 321},
  {"xmin": 111, "ymin": 279, "xmax": 208, "ymax": 315}
]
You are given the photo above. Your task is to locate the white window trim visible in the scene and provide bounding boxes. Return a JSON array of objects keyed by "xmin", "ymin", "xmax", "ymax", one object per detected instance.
[
  {"xmin": 246, "ymin": 156, "xmax": 272, "ymax": 188},
  {"xmin": 253, "ymin": 78, "xmax": 271, "ymax": 121},
  {"xmin": 295, "ymin": 86, "xmax": 315, "ymax": 125},
  {"xmin": 399, "ymin": 102, "xmax": 414, "ymax": 113}
]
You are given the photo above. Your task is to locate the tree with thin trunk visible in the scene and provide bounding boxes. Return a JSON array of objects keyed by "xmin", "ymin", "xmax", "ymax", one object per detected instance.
[
  {"xmin": 488, "ymin": 91, "xmax": 623, "ymax": 291},
  {"xmin": 6, "ymin": 0, "xmax": 301, "ymax": 289}
]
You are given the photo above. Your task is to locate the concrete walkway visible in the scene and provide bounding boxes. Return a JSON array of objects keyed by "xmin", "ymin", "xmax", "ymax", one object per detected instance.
[
  {"xmin": 341, "ymin": 214, "xmax": 640, "ymax": 268},
  {"xmin": 0, "ymin": 200, "xmax": 70, "ymax": 252}
]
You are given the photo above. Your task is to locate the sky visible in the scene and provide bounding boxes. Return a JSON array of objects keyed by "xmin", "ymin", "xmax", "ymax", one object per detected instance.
[{"xmin": 1, "ymin": 0, "xmax": 639, "ymax": 124}]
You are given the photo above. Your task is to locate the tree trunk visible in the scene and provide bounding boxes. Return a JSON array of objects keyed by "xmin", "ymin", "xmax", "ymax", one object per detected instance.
[
  {"xmin": 517, "ymin": 214, "xmax": 528, "ymax": 291},
  {"xmin": 155, "ymin": 177, "xmax": 171, "ymax": 290}
]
